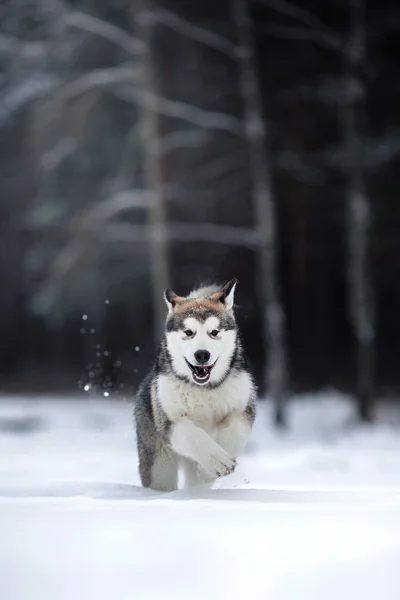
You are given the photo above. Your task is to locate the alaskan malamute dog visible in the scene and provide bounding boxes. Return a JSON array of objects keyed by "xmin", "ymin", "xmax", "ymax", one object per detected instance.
[{"xmin": 134, "ymin": 278, "xmax": 256, "ymax": 491}]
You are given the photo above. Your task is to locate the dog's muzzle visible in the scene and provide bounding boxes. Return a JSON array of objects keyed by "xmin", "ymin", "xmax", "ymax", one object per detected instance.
[{"xmin": 185, "ymin": 359, "xmax": 216, "ymax": 384}]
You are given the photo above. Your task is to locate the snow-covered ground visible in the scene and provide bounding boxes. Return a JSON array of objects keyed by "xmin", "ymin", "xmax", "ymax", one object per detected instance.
[{"xmin": 1, "ymin": 391, "xmax": 400, "ymax": 600}]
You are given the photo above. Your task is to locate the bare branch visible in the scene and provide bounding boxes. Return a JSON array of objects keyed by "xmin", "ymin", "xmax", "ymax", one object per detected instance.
[
  {"xmin": 41, "ymin": 137, "xmax": 78, "ymax": 171},
  {"xmin": 139, "ymin": 8, "xmax": 237, "ymax": 57},
  {"xmin": 76, "ymin": 190, "xmax": 151, "ymax": 227},
  {"xmin": 271, "ymin": 130, "xmax": 400, "ymax": 175},
  {"xmin": 105, "ymin": 222, "xmax": 261, "ymax": 248},
  {"xmin": 0, "ymin": 36, "xmax": 48, "ymax": 58},
  {"xmin": 105, "ymin": 222, "xmax": 260, "ymax": 247},
  {"xmin": 117, "ymin": 87, "xmax": 244, "ymax": 136},
  {"xmin": 0, "ymin": 75, "xmax": 56, "ymax": 123},
  {"xmin": 273, "ymin": 150, "xmax": 325, "ymax": 184},
  {"xmin": 44, "ymin": 221, "xmax": 261, "ymax": 286},
  {"xmin": 47, "ymin": 65, "xmax": 141, "ymax": 106},
  {"xmin": 194, "ymin": 155, "xmax": 243, "ymax": 181},
  {"xmin": 49, "ymin": 237, "xmax": 89, "ymax": 282},
  {"xmin": 42, "ymin": 190, "xmax": 150, "ymax": 283},
  {"xmin": 256, "ymin": 0, "xmax": 337, "ymax": 34},
  {"xmin": 36, "ymin": 64, "xmax": 241, "ymax": 136},
  {"xmin": 362, "ymin": 130, "xmax": 400, "ymax": 168},
  {"xmin": 160, "ymin": 130, "xmax": 209, "ymax": 154},
  {"xmin": 259, "ymin": 24, "xmax": 342, "ymax": 52},
  {"xmin": 63, "ymin": 11, "xmax": 145, "ymax": 55}
]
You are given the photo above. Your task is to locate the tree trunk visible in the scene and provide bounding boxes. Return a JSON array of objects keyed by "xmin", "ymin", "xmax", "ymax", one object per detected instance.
[
  {"xmin": 232, "ymin": 0, "xmax": 288, "ymax": 427},
  {"xmin": 132, "ymin": 0, "xmax": 170, "ymax": 341},
  {"xmin": 342, "ymin": 0, "xmax": 375, "ymax": 422}
]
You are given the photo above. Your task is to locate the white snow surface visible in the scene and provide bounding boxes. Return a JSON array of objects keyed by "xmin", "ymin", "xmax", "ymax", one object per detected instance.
[{"xmin": 1, "ymin": 390, "xmax": 400, "ymax": 600}]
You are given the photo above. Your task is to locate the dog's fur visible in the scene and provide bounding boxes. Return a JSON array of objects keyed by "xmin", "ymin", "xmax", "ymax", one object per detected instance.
[{"xmin": 134, "ymin": 278, "xmax": 257, "ymax": 491}]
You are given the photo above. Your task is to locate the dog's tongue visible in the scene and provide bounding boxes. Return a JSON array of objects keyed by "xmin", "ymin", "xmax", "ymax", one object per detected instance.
[{"xmin": 196, "ymin": 366, "xmax": 208, "ymax": 376}]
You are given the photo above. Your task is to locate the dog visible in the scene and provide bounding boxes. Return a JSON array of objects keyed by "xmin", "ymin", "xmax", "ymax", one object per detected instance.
[{"xmin": 134, "ymin": 278, "xmax": 257, "ymax": 491}]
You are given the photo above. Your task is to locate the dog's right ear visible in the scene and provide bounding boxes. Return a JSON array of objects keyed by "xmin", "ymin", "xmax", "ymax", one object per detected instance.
[{"xmin": 164, "ymin": 288, "xmax": 184, "ymax": 314}]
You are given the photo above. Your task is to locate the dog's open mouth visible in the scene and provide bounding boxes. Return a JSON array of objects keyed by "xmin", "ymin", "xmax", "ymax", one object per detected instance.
[{"xmin": 185, "ymin": 359, "xmax": 215, "ymax": 384}]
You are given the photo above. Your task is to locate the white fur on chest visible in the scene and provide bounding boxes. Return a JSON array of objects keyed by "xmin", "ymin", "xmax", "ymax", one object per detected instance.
[{"xmin": 157, "ymin": 371, "xmax": 252, "ymax": 428}]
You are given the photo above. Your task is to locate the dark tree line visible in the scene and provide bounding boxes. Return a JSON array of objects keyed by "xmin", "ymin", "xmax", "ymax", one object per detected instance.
[{"xmin": 0, "ymin": 0, "xmax": 399, "ymax": 426}]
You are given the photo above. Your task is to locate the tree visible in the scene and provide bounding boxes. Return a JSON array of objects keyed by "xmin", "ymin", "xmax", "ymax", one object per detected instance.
[
  {"xmin": 257, "ymin": 0, "xmax": 375, "ymax": 421},
  {"xmin": 133, "ymin": 0, "xmax": 170, "ymax": 340},
  {"xmin": 342, "ymin": 0, "xmax": 374, "ymax": 421},
  {"xmin": 233, "ymin": 0, "xmax": 288, "ymax": 427}
]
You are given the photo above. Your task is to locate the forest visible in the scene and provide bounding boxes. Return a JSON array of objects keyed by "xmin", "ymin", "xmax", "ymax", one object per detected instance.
[
  {"xmin": 2, "ymin": 4, "xmax": 400, "ymax": 595},
  {"xmin": 1, "ymin": 0, "xmax": 400, "ymax": 425}
]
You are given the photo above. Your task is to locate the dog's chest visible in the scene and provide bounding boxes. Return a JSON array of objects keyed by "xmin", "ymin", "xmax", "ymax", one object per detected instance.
[{"xmin": 158, "ymin": 372, "xmax": 251, "ymax": 427}]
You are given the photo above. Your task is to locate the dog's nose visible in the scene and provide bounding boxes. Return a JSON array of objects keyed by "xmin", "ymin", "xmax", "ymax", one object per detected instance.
[{"xmin": 194, "ymin": 349, "xmax": 211, "ymax": 365}]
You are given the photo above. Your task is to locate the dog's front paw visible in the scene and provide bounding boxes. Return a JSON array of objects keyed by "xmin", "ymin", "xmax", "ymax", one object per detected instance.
[{"xmin": 203, "ymin": 448, "xmax": 237, "ymax": 478}]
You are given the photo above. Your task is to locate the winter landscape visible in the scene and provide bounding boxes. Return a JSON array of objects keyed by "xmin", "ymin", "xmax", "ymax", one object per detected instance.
[
  {"xmin": 2, "ymin": 0, "xmax": 400, "ymax": 598},
  {"xmin": 2, "ymin": 391, "xmax": 400, "ymax": 600}
]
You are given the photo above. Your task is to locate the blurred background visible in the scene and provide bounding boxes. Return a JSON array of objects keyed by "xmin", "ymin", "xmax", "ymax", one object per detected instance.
[{"xmin": 1, "ymin": 0, "xmax": 400, "ymax": 426}]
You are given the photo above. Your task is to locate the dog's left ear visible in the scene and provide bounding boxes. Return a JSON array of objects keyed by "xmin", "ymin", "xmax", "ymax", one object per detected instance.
[
  {"xmin": 164, "ymin": 288, "xmax": 178, "ymax": 314},
  {"xmin": 164, "ymin": 288, "xmax": 186, "ymax": 314},
  {"xmin": 215, "ymin": 278, "xmax": 237, "ymax": 310}
]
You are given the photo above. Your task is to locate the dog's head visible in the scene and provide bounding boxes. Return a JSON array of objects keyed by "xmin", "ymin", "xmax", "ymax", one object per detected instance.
[{"xmin": 163, "ymin": 279, "xmax": 238, "ymax": 386}]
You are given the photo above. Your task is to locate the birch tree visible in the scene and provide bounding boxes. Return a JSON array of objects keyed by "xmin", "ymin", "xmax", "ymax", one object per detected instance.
[
  {"xmin": 233, "ymin": 0, "xmax": 288, "ymax": 427},
  {"xmin": 132, "ymin": 0, "xmax": 170, "ymax": 340}
]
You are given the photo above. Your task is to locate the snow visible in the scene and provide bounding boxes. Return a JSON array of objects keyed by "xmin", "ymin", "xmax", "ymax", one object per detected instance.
[{"xmin": 1, "ymin": 390, "xmax": 400, "ymax": 600}]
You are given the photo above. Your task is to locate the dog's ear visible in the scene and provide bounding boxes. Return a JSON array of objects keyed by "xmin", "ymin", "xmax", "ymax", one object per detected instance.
[
  {"xmin": 164, "ymin": 288, "xmax": 185, "ymax": 314},
  {"xmin": 212, "ymin": 278, "xmax": 237, "ymax": 310}
]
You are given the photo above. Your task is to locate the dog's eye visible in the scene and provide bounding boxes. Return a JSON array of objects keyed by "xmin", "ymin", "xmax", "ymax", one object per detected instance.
[
  {"xmin": 184, "ymin": 329, "xmax": 194, "ymax": 337},
  {"xmin": 210, "ymin": 330, "xmax": 219, "ymax": 337}
]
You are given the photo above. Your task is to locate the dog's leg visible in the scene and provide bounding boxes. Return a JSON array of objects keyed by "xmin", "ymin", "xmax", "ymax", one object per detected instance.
[
  {"xmin": 181, "ymin": 458, "xmax": 198, "ymax": 488},
  {"xmin": 217, "ymin": 410, "xmax": 253, "ymax": 458},
  {"xmin": 170, "ymin": 418, "xmax": 236, "ymax": 478},
  {"xmin": 138, "ymin": 434, "xmax": 178, "ymax": 492},
  {"xmin": 181, "ymin": 458, "xmax": 216, "ymax": 489},
  {"xmin": 150, "ymin": 444, "xmax": 179, "ymax": 492}
]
